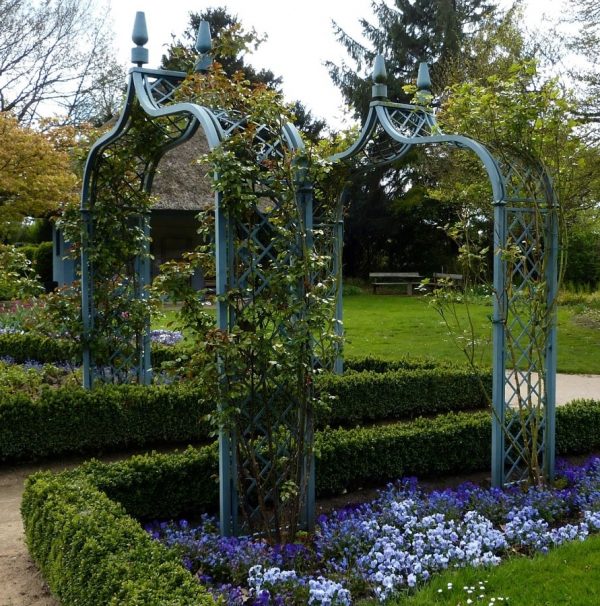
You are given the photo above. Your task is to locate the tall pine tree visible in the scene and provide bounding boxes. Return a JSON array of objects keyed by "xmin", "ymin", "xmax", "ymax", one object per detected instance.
[
  {"xmin": 329, "ymin": 0, "xmax": 497, "ymax": 117},
  {"xmin": 328, "ymin": 0, "xmax": 498, "ymax": 277}
]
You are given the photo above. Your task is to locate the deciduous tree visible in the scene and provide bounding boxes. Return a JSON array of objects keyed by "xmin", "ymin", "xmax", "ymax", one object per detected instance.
[
  {"xmin": 0, "ymin": 0, "xmax": 125, "ymax": 126},
  {"xmin": 0, "ymin": 112, "xmax": 77, "ymax": 237}
]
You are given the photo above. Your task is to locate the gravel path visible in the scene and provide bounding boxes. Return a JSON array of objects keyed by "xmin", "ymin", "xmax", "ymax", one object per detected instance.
[{"xmin": 1, "ymin": 373, "xmax": 599, "ymax": 605}]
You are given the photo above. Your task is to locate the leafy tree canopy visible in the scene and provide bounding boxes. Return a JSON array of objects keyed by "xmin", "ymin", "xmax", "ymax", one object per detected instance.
[
  {"xmin": 0, "ymin": 112, "xmax": 78, "ymax": 237},
  {"xmin": 163, "ymin": 7, "xmax": 326, "ymax": 141}
]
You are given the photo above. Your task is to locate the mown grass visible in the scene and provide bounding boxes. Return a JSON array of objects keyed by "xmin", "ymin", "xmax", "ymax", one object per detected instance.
[
  {"xmin": 154, "ymin": 293, "xmax": 600, "ymax": 374},
  {"xmin": 342, "ymin": 294, "xmax": 600, "ymax": 374},
  {"xmin": 373, "ymin": 533, "xmax": 600, "ymax": 605}
]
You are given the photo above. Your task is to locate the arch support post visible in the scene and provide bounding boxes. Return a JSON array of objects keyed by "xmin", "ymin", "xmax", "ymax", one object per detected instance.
[
  {"xmin": 491, "ymin": 172, "xmax": 559, "ymax": 486},
  {"xmin": 491, "ymin": 199, "xmax": 508, "ymax": 487}
]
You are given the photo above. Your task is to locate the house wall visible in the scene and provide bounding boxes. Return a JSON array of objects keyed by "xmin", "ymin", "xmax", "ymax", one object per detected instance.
[
  {"xmin": 52, "ymin": 210, "xmax": 208, "ymax": 290},
  {"xmin": 150, "ymin": 210, "xmax": 206, "ymax": 288}
]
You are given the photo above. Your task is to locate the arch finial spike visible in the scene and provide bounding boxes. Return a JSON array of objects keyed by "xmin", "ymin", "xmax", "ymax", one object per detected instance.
[
  {"xmin": 131, "ymin": 12, "xmax": 149, "ymax": 66},
  {"xmin": 416, "ymin": 62, "xmax": 431, "ymax": 93},
  {"xmin": 194, "ymin": 20, "xmax": 213, "ymax": 73},
  {"xmin": 372, "ymin": 54, "xmax": 387, "ymax": 84},
  {"xmin": 371, "ymin": 53, "xmax": 388, "ymax": 100},
  {"xmin": 195, "ymin": 21, "xmax": 212, "ymax": 54}
]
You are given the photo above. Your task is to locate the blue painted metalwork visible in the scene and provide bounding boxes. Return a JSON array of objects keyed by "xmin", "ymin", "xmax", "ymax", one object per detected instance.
[
  {"xmin": 330, "ymin": 58, "xmax": 559, "ymax": 486},
  {"xmin": 81, "ymin": 14, "xmax": 318, "ymax": 535}
]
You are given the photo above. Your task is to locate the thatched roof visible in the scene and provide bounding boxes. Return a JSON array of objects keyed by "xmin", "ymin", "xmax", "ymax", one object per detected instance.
[{"xmin": 151, "ymin": 131, "xmax": 214, "ymax": 211}]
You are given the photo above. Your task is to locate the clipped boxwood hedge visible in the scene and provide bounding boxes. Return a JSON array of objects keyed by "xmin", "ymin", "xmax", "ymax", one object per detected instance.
[
  {"xmin": 0, "ymin": 332, "xmax": 79, "ymax": 364},
  {"xmin": 0, "ymin": 331, "xmax": 187, "ymax": 366},
  {"xmin": 22, "ymin": 472, "xmax": 215, "ymax": 606},
  {"xmin": 1, "ymin": 362, "xmax": 491, "ymax": 462},
  {"xmin": 0, "ymin": 384, "xmax": 213, "ymax": 461},
  {"xmin": 344, "ymin": 355, "xmax": 452, "ymax": 373},
  {"xmin": 319, "ymin": 366, "xmax": 490, "ymax": 425},
  {"xmin": 21, "ymin": 399, "xmax": 600, "ymax": 605}
]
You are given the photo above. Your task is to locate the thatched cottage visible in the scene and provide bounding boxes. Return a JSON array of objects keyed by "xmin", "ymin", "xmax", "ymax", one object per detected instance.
[{"xmin": 52, "ymin": 131, "xmax": 214, "ymax": 288}]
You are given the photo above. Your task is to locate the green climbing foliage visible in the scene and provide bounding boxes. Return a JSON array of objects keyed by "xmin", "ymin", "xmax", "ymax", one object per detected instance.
[{"xmin": 152, "ymin": 63, "xmax": 346, "ymax": 542}]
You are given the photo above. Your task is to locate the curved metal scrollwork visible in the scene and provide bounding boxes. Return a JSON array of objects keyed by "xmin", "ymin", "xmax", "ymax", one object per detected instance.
[
  {"xmin": 80, "ymin": 15, "xmax": 315, "ymax": 535},
  {"xmin": 330, "ymin": 56, "xmax": 559, "ymax": 487}
]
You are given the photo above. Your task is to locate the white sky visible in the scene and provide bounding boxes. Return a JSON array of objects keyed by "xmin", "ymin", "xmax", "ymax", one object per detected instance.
[{"xmin": 106, "ymin": 0, "xmax": 571, "ymax": 129}]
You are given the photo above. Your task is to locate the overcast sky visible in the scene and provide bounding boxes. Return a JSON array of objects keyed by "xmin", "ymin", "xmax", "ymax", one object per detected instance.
[{"xmin": 106, "ymin": 0, "xmax": 569, "ymax": 129}]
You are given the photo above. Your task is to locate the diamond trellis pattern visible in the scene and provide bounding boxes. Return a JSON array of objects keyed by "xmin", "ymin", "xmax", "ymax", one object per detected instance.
[
  {"xmin": 82, "ymin": 71, "xmax": 198, "ymax": 387},
  {"xmin": 497, "ymin": 180, "xmax": 557, "ymax": 485},
  {"xmin": 387, "ymin": 106, "xmax": 434, "ymax": 139},
  {"xmin": 210, "ymin": 115, "xmax": 315, "ymax": 535}
]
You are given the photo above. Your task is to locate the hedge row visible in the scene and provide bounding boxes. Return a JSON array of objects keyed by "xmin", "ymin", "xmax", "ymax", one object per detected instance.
[
  {"xmin": 1, "ymin": 364, "xmax": 491, "ymax": 462},
  {"xmin": 343, "ymin": 355, "xmax": 455, "ymax": 373},
  {"xmin": 0, "ymin": 332, "xmax": 79, "ymax": 364},
  {"xmin": 21, "ymin": 400, "xmax": 600, "ymax": 605},
  {"xmin": 320, "ymin": 366, "xmax": 490, "ymax": 425},
  {"xmin": 0, "ymin": 384, "xmax": 213, "ymax": 461},
  {"xmin": 0, "ymin": 331, "xmax": 184, "ymax": 365},
  {"xmin": 21, "ymin": 472, "xmax": 215, "ymax": 606},
  {"xmin": 38, "ymin": 398, "xmax": 600, "ymax": 522}
]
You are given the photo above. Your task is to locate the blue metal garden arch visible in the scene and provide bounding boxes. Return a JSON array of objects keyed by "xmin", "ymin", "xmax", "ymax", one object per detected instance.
[
  {"xmin": 329, "ymin": 55, "xmax": 559, "ymax": 488},
  {"xmin": 80, "ymin": 13, "xmax": 315, "ymax": 535},
  {"xmin": 79, "ymin": 13, "xmax": 559, "ymax": 536}
]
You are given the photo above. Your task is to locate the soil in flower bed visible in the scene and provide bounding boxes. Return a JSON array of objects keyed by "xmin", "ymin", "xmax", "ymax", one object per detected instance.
[{"xmin": 147, "ymin": 457, "xmax": 600, "ymax": 605}]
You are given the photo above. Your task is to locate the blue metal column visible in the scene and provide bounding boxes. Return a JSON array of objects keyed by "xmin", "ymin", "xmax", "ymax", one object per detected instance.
[
  {"xmin": 297, "ymin": 159, "xmax": 316, "ymax": 531},
  {"xmin": 544, "ymin": 204, "xmax": 559, "ymax": 481},
  {"xmin": 333, "ymin": 188, "xmax": 348, "ymax": 375},
  {"xmin": 491, "ymin": 197, "xmax": 508, "ymax": 487},
  {"xmin": 215, "ymin": 187, "xmax": 237, "ymax": 536},
  {"xmin": 80, "ymin": 207, "xmax": 93, "ymax": 389},
  {"xmin": 136, "ymin": 210, "xmax": 152, "ymax": 385}
]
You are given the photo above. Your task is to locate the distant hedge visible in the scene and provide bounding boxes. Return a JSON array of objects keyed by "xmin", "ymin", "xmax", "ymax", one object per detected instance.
[
  {"xmin": 0, "ymin": 332, "xmax": 79, "ymax": 364},
  {"xmin": 0, "ymin": 331, "xmax": 186, "ymax": 366}
]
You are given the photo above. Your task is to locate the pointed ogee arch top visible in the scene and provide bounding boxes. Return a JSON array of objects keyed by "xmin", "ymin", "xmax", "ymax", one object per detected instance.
[{"xmin": 329, "ymin": 56, "xmax": 508, "ymax": 204}]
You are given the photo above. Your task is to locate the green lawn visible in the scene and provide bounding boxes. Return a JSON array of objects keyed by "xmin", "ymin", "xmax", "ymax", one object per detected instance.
[
  {"xmin": 155, "ymin": 294, "xmax": 600, "ymax": 374},
  {"xmin": 374, "ymin": 533, "xmax": 600, "ymax": 605},
  {"xmin": 342, "ymin": 294, "xmax": 600, "ymax": 374}
]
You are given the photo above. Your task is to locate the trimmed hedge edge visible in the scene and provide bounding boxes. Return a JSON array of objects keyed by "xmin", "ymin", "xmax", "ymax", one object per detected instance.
[
  {"xmin": 1, "ymin": 365, "xmax": 491, "ymax": 462},
  {"xmin": 21, "ymin": 399, "xmax": 600, "ymax": 605}
]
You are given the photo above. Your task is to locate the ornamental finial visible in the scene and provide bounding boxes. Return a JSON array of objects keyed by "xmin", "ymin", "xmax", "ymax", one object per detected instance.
[
  {"xmin": 416, "ymin": 62, "xmax": 431, "ymax": 95},
  {"xmin": 131, "ymin": 12, "xmax": 149, "ymax": 66},
  {"xmin": 371, "ymin": 54, "xmax": 388, "ymax": 100},
  {"xmin": 194, "ymin": 20, "xmax": 213, "ymax": 73}
]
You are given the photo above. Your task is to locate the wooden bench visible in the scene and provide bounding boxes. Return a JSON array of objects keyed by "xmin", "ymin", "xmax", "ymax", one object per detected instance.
[
  {"xmin": 432, "ymin": 272, "xmax": 464, "ymax": 288},
  {"xmin": 369, "ymin": 272, "xmax": 423, "ymax": 295}
]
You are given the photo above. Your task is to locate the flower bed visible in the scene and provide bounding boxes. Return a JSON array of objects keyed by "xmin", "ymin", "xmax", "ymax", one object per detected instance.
[
  {"xmin": 21, "ymin": 410, "xmax": 600, "ymax": 606},
  {"xmin": 147, "ymin": 457, "xmax": 600, "ymax": 605}
]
